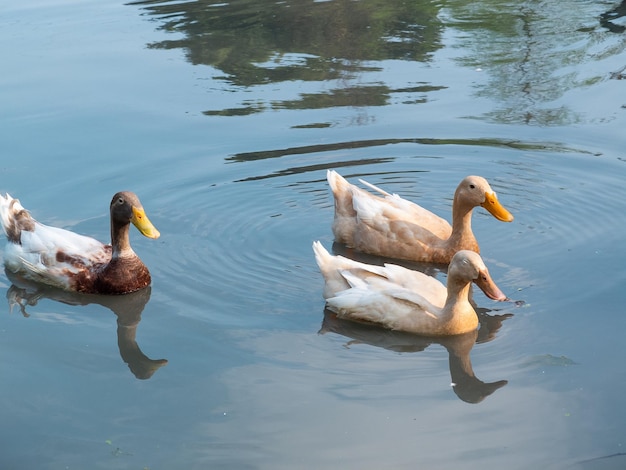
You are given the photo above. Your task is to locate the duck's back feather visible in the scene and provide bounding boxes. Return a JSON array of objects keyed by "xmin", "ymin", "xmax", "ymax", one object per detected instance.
[{"xmin": 357, "ymin": 178, "xmax": 451, "ymax": 235}]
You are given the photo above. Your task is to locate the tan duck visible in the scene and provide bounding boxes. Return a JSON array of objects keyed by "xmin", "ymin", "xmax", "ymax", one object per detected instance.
[
  {"xmin": 313, "ymin": 241, "xmax": 507, "ymax": 336},
  {"xmin": 328, "ymin": 170, "xmax": 513, "ymax": 264},
  {"xmin": 0, "ymin": 191, "xmax": 160, "ymax": 294}
]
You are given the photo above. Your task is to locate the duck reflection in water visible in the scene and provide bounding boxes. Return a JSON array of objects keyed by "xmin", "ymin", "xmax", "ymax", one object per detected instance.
[
  {"xmin": 319, "ymin": 308, "xmax": 512, "ymax": 404},
  {"xmin": 5, "ymin": 271, "xmax": 167, "ymax": 380}
]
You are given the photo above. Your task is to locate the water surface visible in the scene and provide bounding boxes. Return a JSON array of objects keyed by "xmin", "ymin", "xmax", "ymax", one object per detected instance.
[{"xmin": 1, "ymin": 0, "xmax": 626, "ymax": 468}]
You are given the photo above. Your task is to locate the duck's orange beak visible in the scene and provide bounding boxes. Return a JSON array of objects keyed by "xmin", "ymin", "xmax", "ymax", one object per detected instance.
[
  {"xmin": 131, "ymin": 206, "xmax": 160, "ymax": 239},
  {"xmin": 482, "ymin": 191, "xmax": 514, "ymax": 222},
  {"xmin": 474, "ymin": 268, "xmax": 508, "ymax": 301}
]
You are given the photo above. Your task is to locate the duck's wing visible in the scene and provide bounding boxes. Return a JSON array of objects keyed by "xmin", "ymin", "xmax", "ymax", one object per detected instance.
[
  {"xmin": 5, "ymin": 222, "xmax": 110, "ymax": 289},
  {"xmin": 326, "ymin": 281, "xmax": 441, "ymax": 333},
  {"xmin": 313, "ymin": 241, "xmax": 449, "ymax": 304},
  {"xmin": 359, "ymin": 178, "xmax": 452, "ymax": 231},
  {"xmin": 352, "ymin": 188, "xmax": 452, "ymax": 239},
  {"xmin": 340, "ymin": 269, "xmax": 444, "ymax": 316},
  {"xmin": 347, "ymin": 192, "xmax": 451, "ymax": 261},
  {"xmin": 357, "ymin": 178, "xmax": 443, "ymax": 224},
  {"xmin": 21, "ymin": 222, "xmax": 108, "ymax": 262},
  {"xmin": 379, "ymin": 263, "xmax": 447, "ymax": 303}
]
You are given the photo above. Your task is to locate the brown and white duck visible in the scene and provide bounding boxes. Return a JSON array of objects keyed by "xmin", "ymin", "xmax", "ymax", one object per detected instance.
[{"xmin": 0, "ymin": 191, "xmax": 159, "ymax": 294}]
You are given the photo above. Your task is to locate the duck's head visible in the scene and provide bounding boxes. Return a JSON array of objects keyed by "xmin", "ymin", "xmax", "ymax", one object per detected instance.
[
  {"xmin": 449, "ymin": 250, "xmax": 507, "ymax": 301},
  {"xmin": 455, "ymin": 176, "xmax": 514, "ymax": 222},
  {"xmin": 110, "ymin": 191, "xmax": 160, "ymax": 239}
]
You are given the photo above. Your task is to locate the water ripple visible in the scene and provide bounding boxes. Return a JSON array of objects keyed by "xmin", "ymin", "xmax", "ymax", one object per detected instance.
[{"xmin": 153, "ymin": 180, "xmax": 324, "ymax": 325}]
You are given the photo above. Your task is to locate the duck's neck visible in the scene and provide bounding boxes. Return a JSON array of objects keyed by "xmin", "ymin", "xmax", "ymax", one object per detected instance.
[
  {"xmin": 442, "ymin": 277, "xmax": 474, "ymax": 321},
  {"xmin": 448, "ymin": 198, "xmax": 477, "ymax": 250},
  {"xmin": 111, "ymin": 221, "xmax": 135, "ymax": 259}
]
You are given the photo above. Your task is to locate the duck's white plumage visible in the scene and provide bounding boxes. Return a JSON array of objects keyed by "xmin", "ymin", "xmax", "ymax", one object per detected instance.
[
  {"xmin": 313, "ymin": 241, "xmax": 506, "ymax": 336},
  {"xmin": 327, "ymin": 170, "xmax": 513, "ymax": 264},
  {"xmin": 3, "ymin": 225, "xmax": 109, "ymax": 291}
]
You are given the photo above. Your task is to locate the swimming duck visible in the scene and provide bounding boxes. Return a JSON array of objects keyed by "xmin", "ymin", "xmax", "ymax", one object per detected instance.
[
  {"xmin": 0, "ymin": 191, "xmax": 160, "ymax": 295},
  {"xmin": 313, "ymin": 241, "xmax": 507, "ymax": 336},
  {"xmin": 328, "ymin": 170, "xmax": 513, "ymax": 264}
]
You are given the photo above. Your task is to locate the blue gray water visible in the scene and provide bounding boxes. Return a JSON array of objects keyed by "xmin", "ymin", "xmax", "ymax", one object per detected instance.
[{"xmin": 1, "ymin": 0, "xmax": 626, "ymax": 468}]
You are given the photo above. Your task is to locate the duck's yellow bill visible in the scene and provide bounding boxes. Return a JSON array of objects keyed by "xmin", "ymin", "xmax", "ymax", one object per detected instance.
[
  {"xmin": 132, "ymin": 206, "xmax": 161, "ymax": 239},
  {"xmin": 482, "ymin": 192, "xmax": 514, "ymax": 222}
]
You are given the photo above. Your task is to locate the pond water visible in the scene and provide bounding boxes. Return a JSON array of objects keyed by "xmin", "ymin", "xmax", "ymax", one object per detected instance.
[{"xmin": 1, "ymin": 0, "xmax": 626, "ymax": 468}]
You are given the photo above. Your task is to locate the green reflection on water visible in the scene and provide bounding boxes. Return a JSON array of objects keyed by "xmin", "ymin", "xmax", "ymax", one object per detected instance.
[
  {"xmin": 129, "ymin": 0, "xmax": 626, "ymax": 123},
  {"xmin": 129, "ymin": 0, "xmax": 442, "ymax": 114}
]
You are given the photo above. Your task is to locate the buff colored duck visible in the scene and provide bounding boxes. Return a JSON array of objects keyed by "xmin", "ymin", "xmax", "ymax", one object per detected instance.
[
  {"xmin": 328, "ymin": 170, "xmax": 514, "ymax": 264},
  {"xmin": 313, "ymin": 241, "xmax": 506, "ymax": 336},
  {"xmin": 0, "ymin": 191, "xmax": 160, "ymax": 294}
]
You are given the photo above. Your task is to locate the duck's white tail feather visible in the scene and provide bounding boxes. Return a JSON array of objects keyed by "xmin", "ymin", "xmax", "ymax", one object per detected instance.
[
  {"xmin": 313, "ymin": 241, "xmax": 355, "ymax": 298},
  {"xmin": 326, "ymin": 170, "xmax": 350, "ymax": 196},
  {"xmin": 0, "ymin": 194, "xmax": 28, "ymax": 240},
  {"xmin": 313, "ymin": 241, "xmax": 389, "ymax": 298},
  {"xmin": 327, "ymin": 169, "xmax": 360, "ymax": 220},
  {"xmin": 0, "ymin": 194, "xmax": 14, "ymax": 232},
  {"xmin": 313, "ymin": 241, "xmax": 389, "ymax": 277},
  {"xmin": 312, "ymin": 240, "xmax": 332, "ymax": 271},
  {"xmin": 358, "ymin": 178, "xmax": 392, "ymax": 197}
]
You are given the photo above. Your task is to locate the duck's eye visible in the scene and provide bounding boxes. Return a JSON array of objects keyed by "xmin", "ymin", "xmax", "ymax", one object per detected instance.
[
  {"xmin": 117, "ymin": 197, "xmax": 124, "ymax": 205},
  {"xmin": 469, "ymin": 184, "xmax": 476, "ymax": 189}
]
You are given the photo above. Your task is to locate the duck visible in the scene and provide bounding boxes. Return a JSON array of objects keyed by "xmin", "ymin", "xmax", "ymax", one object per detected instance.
[
  {"xmin": 313, "ymin": 241, "xmax": 507, "ymax": 336},
  {"xmin": 0, "ymin": 191, "xmax": 160, "ymax": 295},
  {"xmin": 327, "ymin": 170, "xmax": 514, "ymax": 264}
]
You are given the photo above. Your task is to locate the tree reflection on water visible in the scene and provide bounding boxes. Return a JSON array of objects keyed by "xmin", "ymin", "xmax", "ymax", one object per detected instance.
[
  {"xmin": 128, "ymin": 0, "xmax": 626, "ymax": 123},
  {"xmin": 129, "ymin": 0, "xmax": 443, "ymax": 116}
]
